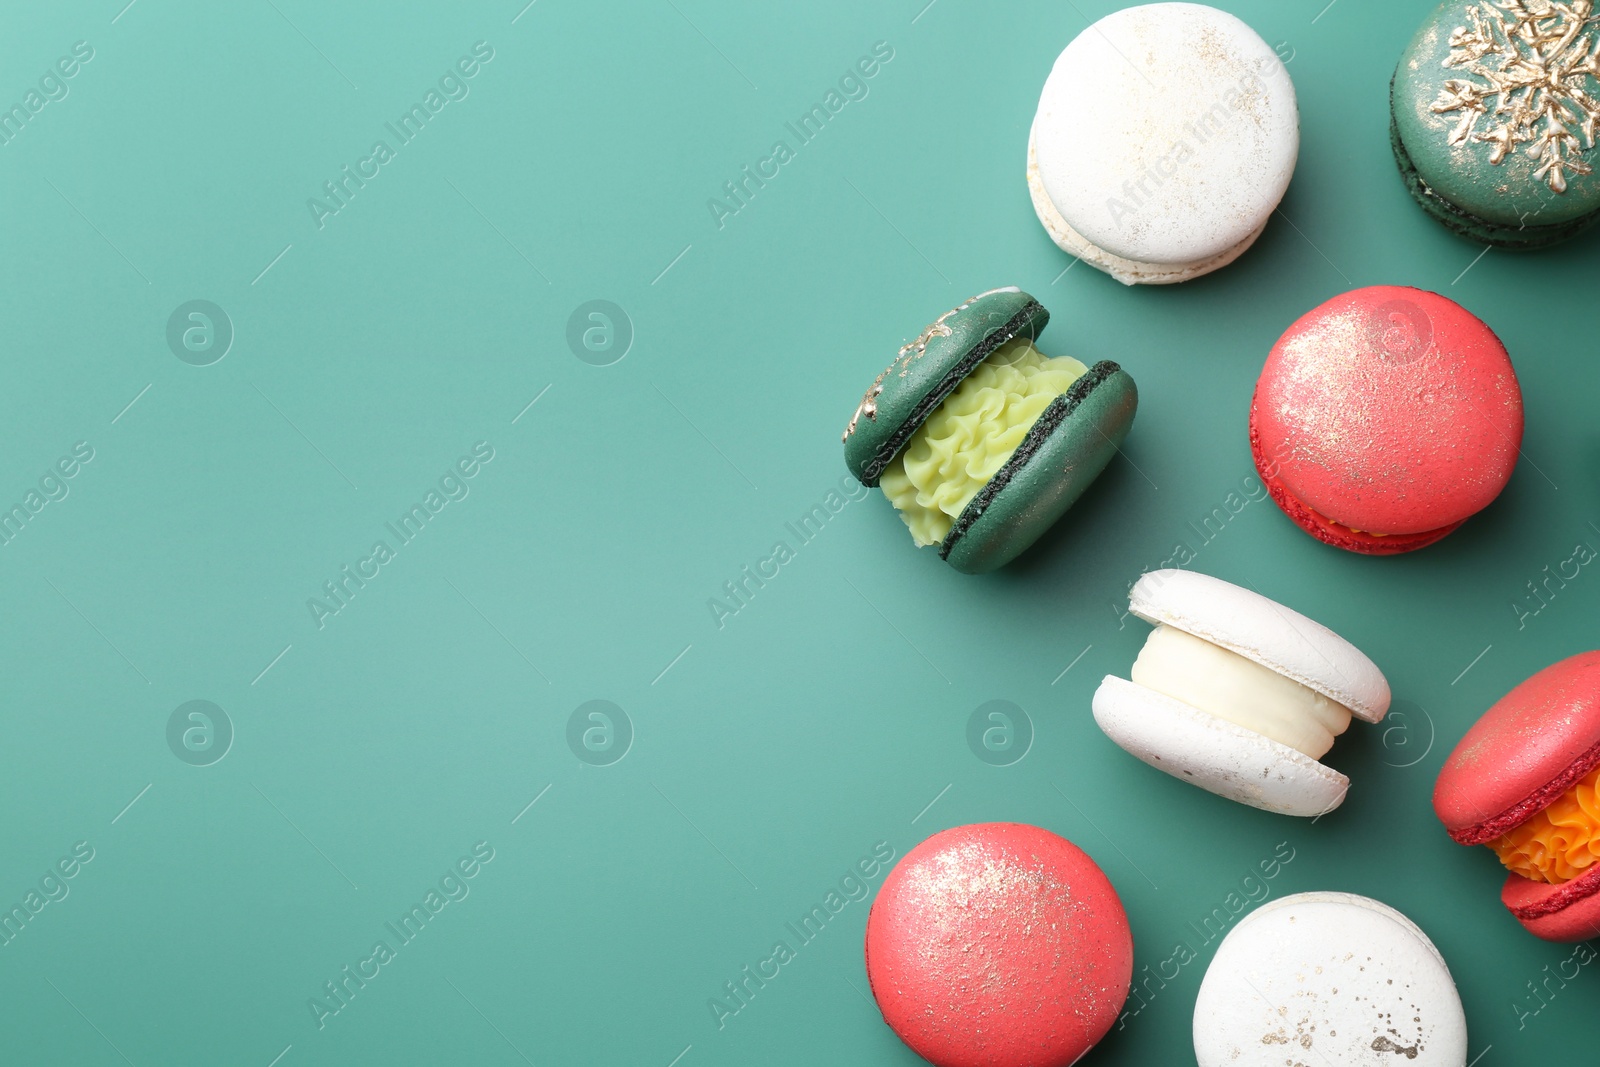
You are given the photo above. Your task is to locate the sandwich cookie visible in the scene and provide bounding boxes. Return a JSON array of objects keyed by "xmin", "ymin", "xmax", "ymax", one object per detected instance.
[
  {"xmin": 1093, "ymin": 569, "xmax": 1390, "ymax": 816},
  {"xmin": 1195, "ymin": 892, "xmax": 1468, "ymax": 1066},
  {"xmin": 864, "ymin": 823, "xmax": 1132, "ymax": 1067},
  {"xmin": 1251, "ymin": 286, "xmax": 1523, "ymax": 554},
  {"xmin": 1028, "ymin": 3, "xmax": 1298, "ymax": 284},
  {"xmin": 1434, "ymin": 651, "xmax": 1600, "ymax": 941},
  {"xmin": 1392, "ymin": 1, "xmax": 1600, "ymax": 247},
  {"xmin": 842, "ymin": 287, "xmax": 1137, "ymax": 574}
]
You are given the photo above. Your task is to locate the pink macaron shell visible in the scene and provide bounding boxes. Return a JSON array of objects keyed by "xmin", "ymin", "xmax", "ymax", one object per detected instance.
[
  {"xmin": 1503, "ymin": 866, "xmax": 1600, "ymax": 942},
  {"xmin": 864, "ymin": 823, "xmax": 1132, "ymax": 1067},
  {"xmin": 1254, "ymin": 286, "xmax": 1522, "ymax": 537},
  {"xmin": 1434, "ymin": 652, "xmax": 1600, "ymax": 844},
  {"xmin": 1249, "ymin": 406, "xmax": 1460, "ymax": 554}
]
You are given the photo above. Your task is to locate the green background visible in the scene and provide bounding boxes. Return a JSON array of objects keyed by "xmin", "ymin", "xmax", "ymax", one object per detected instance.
[{"xmin": 0, "ymin": 0, "xmax": 1595, "ymax": 1063}]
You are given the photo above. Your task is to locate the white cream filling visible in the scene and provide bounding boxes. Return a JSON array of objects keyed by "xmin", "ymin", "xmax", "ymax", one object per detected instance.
[{"xmin": 1130, "ymin": 624, "xmax": 1353, "ymax": 759}]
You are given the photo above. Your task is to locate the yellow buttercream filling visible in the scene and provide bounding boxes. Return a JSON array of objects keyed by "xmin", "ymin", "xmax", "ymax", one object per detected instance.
[
  {"xmin": 1491, "ymin": 765, "xmax": 1600, "ymax": 885},
  {"xmin": 879, "ymin": 339, "xmax": 1087, "ymax": 547}
]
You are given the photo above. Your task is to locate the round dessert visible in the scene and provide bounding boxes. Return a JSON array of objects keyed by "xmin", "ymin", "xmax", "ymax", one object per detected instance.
[
  {"xmin": 864, "ymin": 823, "xmax": 1132, "ymax": 1067},
  {"xmin": 1194, "ymin": 892, "xmax": 1468, "ymax": 1066},
  {"xmin": 1251, "ymin": 285, "xmax": 1523, "ymax": 554},
  {"xmin": 1093, "ymin": 569, "xmax": 1391, "ymax": 817},
  {"xmin": 1434, "ymin": 651, "xmax": 1600, "ymax": 941},
  {"xmin": 1027, "ymin": 3, "xmax": 1298, "ymax": 285},
  {"xmin": 1392, "ymin": 1, "xmax": 1600, "ymax": 248},
  {"xmin": 842, "ymin": 287, "xmax": 1137, "ymax": 574}
]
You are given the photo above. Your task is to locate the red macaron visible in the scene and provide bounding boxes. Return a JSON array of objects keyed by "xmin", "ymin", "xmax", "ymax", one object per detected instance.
[
  {"xmin": 864, "ymin": 823, "xmax": 1132, "ymax": 1067},
  {"xmin": 1250, "ymin": 286, "xmax": 1523, "ymax": 554},
  {"xmin": 1434, "ymin": 651, "xmax": 1600, "ymax": 941}
]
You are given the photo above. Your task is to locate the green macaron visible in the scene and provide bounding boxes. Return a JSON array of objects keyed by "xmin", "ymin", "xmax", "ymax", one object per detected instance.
[
  {"xmin": 842, "ymin": 287, "xmax": 1137, "ymax": 575},
  {"xmin": 1391, "ymin": 1, "xmax": 1600, "ymax": 248}
]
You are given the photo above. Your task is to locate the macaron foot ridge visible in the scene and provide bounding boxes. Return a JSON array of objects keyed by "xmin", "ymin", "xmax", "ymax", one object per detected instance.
[
  {"xmin": 1433, "ymin": 652, "xmax": 1600, "ymax": 940},
  {"xmin": 1388, "ymin": 86, "xmax": 1600, "ymax": 250},
  {"xmin": 1449, "ymin": 734, "xmax": 1600, "ymax": 846},
  {"xmin": 1248, "ymin": 405, "xmax": 1460, "ymax": 555},
  {"xmin": 1503, "ymin": 863, "xmax": 1600, "ymax": 922}
]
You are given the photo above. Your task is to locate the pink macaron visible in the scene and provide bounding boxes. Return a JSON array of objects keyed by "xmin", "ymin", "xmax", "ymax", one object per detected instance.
[
  {"xmin": 864, "ymin": 823, "xmax": 1132, "ymax": 1066},
  {"xmin": 1251, "ymin": 286, "xmax": 1523, "ymax": 554},
  {"xmin": 1434, "ymin": 651, "xmax": 1600, "ymax": 941}
]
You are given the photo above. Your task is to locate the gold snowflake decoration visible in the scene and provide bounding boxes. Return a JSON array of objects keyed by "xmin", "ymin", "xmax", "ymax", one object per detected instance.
[{"xmin": 1432, "ymin": 0, "xmax": 1600, "ymax": 193}]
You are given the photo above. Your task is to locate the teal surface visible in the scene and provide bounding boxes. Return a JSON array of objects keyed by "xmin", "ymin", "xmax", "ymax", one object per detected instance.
[{"xmin": 1, "ymin": 1, "xmax": 1597, "ymax": 1064}]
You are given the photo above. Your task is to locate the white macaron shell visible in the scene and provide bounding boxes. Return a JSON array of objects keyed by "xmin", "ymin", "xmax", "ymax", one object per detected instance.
[
  {"xmin": 1194, "ymin": 892, "xmax": 1468, "ymax": 1067},
  {"xmin": 1032, "ymin": 3, "xmax": 1298, "ymax": 266},
  {"xmin": 1092, "ymin": 675, "xmax": 1348, "ymax": 817},
  {"xmin": 1025, "ymin": 125, "xmax": 1267, "ymax": 285},
  {"xmin": 1129, "ymin": 569, "xmax": 1390, "ymax": 723}
]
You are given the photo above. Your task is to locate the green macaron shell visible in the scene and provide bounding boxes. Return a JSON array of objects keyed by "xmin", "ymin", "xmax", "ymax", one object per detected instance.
[
  {"xmin": 1392, "ymin": 2, "xmax": 1600, "ymax": 242},
  {"xmin": 941, "ymin": 362, "xmax": 1138, "ymax": 575},
  {"xmin": 1390, "ymin": 93, "xmax": 1600, "ymax": 247},
  {"xmin": 843, "ymin": 288, "xmax": 1049, "ymax": 487}
]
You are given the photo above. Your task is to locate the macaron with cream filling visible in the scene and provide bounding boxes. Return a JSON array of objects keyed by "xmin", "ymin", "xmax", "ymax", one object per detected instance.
[
  {"xmin": 1434, "ymin": 650, "xmax": 1600, "ymax": 941},
  {"xmin": 1093, "ymin": 569, "xmax": 1390, "ymax": 816},
  {"xmin": 842, "ymin": 287, "xmax": 1137, "ymax": 573}
]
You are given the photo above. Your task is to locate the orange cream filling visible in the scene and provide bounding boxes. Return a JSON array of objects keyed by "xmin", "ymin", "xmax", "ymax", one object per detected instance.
[{"xmin": 1490, "ymin": 764, "xmax": 1600, "ymax": 884}]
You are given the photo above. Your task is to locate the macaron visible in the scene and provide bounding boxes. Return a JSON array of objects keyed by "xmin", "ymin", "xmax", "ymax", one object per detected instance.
[
  {"xmin": 1392, "ymin": 1, "xmax": 1600, "ymax": 248},
  {"xmin": 1194, "ymin": 892, "xmax": 1468, "ymax": 1066},
  {"xmin": 842, "ymin": 287, "xmax": 1137, "ymax": 574},
  {"xmin": 1093, "ymin": 569, "xmax": 1390, "ymax": 816},
  {"xmin": 864, "ymin": 823, "xmax": 1132, "ymax": 1067},
  {"xmin": 1434, "ymin": 651, "xmax": 1600, "ymax": 941},
  {"xmin": 1027, "ymin": 3, "xmax": 1298, "ymax": 284},
  {"xmin": 1251, "ymin": 285, "xmax": 1523, "ymax": 554}
]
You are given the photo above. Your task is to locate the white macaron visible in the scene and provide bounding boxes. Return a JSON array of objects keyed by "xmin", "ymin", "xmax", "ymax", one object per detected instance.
[
  {"xmin": 1092, "ymin": 569, "xmax": 1389, "ymax": 816},
  {"xmin": 1027, "ymin": 3, "xmax": 1299, "ymax": 285},
  {"xmin": 1195, "ymin": 892, "xmax": 1468, "ymax": 1066}
]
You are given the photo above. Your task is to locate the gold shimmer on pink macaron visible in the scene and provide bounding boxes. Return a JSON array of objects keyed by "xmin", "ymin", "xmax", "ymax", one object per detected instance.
[
  {"xmin": 1434, "ymin": 652, "xmax": 1600, "ymax": 941},
  {"xmin": 1252, "ymin": 286, "xmax": 1522, "ymax": 552},
  {"xmin": 864, "ymin": 823, "xmax": 1132, "ymax": 1067}
]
